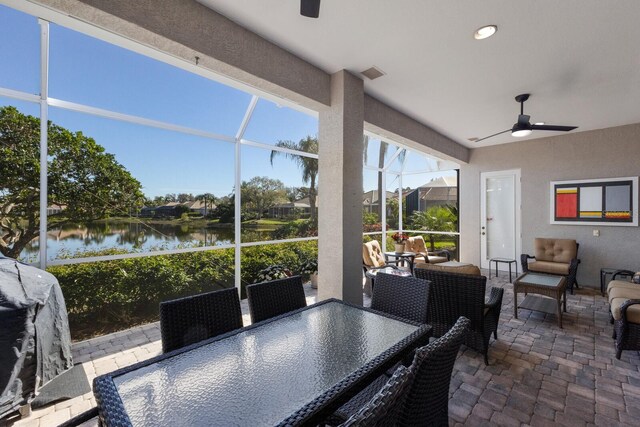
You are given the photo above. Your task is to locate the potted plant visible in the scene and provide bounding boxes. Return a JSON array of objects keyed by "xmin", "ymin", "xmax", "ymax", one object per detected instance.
[
  {"xmin": 299, "ymin": 258, "xmax": 318, "ymax": 289},
  {"xmin": 391, "ymin": 232, "xmax": 408, "ymax": 253},
  {"xmin": 254, "ymin": 265, "xmax": 292, "ymax": 283}
]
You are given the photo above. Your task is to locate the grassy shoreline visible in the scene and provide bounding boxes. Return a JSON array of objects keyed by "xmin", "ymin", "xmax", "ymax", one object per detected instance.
[{"xmin": 90, "ymin": 217, "xmax": 291, "ymax": 229}]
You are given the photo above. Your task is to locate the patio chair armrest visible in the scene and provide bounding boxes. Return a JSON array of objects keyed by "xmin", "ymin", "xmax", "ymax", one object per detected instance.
[
  {"xmin": 620, "ymin": 299, "xmax": 640, "ymax": 323},
  {"xmin": 613, "ymin": 270, "xmax": 636, "ymax": 280},
  {"xmin": 428, "ymin": 249, "xmax": 451, "ymax": 261},
  {"xmin": 520, "ymin": 254, "xmax": 534, "ymax": 273},
  {"xmin": 485, "ymin": 287, "xmax": 504, "ymax": 312}
]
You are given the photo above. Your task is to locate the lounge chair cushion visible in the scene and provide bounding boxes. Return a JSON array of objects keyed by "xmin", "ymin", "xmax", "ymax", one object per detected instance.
[
  {"xmin": 405, "ymin": 236, "xmax": 449, "ymax": 264},
  {"xmin": 607, "ymin": 284, "xmax": 640, "ymax": 304},
  {"xmin": 414, "ymin": 254, "xmax": 449, "ymax": 264},
  {"xmin": 527, "ymin": 260, "xmax": 570, "ymax": 275},
  {"xmin": 404, "ymin": 236, "xmax": 428, "ymax": 254},
  {"xmin": 533, "ymin": 238, "xmax": 577, "ymax": 264},
  {"xmin": 363, "ymin": 241, "xmax": 385, "ymax": 267},
  {"xmin": 607, "ymin": 280, "xmax": 640, "ymax": 294},
  {"xmin": 610, "ymin": 297, "xmax": 640, "ymax": 323},
  {"xmin": 415, "ymin": 262, "xmax": 481, "ymax": 276}
]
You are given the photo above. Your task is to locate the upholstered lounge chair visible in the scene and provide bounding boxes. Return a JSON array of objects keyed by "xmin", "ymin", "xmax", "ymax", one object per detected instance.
[
  {"xmin": 607, "ymin": 270, "xmax": 640, "ymax": 359},
  {"xmin": 404, "ymin": 236, "xmax": 450, "ymax": 264},
  {"xmin": 362, "ymin": 241, "xmax": 400, "ymax": 295},
  {"xmin": 521, "ymin": 238, "xmax": 580, "ymax": 294},
  {"xmin": 362, "ymin": 240, "xmax": 400, "ymax": 273}
]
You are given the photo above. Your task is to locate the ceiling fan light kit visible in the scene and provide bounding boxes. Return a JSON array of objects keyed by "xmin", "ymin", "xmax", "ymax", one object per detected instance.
[
  {"xmin": 512, "ymin": 129, "xmax": 532, "ymax": 137},
  {"xmin": 476, "ymin": 93, "xmax": 578, "ymax": 143}
]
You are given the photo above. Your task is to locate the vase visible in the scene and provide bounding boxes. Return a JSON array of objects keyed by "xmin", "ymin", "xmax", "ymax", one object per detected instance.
[
  {"xmin": 394, "ymin": 243, "xmax": 405, "ymax": 253},
  {"xmin": 310, "ymin": 272, "xmax": 319, "ymax": 289}
]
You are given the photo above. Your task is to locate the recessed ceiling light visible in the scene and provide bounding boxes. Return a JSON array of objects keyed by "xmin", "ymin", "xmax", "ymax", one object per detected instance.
[{"xmin": 474, "ymin": 25, "xmax": 497, "ymax": 40}]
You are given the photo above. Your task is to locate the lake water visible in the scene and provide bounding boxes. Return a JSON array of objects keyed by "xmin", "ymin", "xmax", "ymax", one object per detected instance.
[{"xmin": 23, "ymin": 220, "xmax": 278, "ymax": 262}]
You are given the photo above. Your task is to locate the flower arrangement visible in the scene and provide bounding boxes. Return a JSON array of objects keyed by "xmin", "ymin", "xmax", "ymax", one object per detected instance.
[
  {"xmin": 254, "ymin": 265, "xmax": 292, "ymax": 283},
  {"xmin": 391, "ymin": 232, "xmax": 409, "ymax": 244},
  {"xmin": 298, "ymin": 258, "xmax": 318, "ymax": 277}
]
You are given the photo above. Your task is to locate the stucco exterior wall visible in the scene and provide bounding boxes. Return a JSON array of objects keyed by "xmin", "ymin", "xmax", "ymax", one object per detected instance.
[{"xmin": 460, "ymin": 123, "xmax": 640, "ymax": 287}]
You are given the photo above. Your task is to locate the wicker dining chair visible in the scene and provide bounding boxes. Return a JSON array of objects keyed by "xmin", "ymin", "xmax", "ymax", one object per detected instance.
[
  {"xmin": 414, "ymin": 268, "xmax": 503, "ymax": 364},
  {"xmin": 246, "ymin": 275, "xmax": 307, "ymax": 323},
  {"xmin": 160, "ymin": 287, "xmax": 243, "ymax": 353},
  {"xmin": 58, "ymin": 407, "xmax": 99, "ymax": 427},
  {"xmin": 338, "ymin": 365, "xmax": 412, "ymax": 427},
  {"xmin": 371, "ymin": 272, "xmax": 430, "ymax": 324},
  {"xmin": 329, "ymin": 317, "xmax": 470, "ymax": 427}
]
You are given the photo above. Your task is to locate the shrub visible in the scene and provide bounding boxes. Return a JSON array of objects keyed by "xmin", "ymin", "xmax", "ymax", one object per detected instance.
[
  {"xmin": 48, "ymin": 241, "xmax": 317, "ymax": 340},
  {"xmin": 272, "ymin": 219, "xmax": 317, "ymax": 239},
  {"xmin": 254, "ymin": 265, "xmax": 291, "ymax": 283}
]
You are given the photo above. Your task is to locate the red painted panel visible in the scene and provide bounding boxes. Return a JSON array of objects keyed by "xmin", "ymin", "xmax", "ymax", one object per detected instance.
[{"xmin": 556, "ymin": 193, "xmax": 577, "ymax": 218}]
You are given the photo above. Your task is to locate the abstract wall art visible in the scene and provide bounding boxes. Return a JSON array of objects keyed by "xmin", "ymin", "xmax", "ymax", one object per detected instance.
[{"xmin": 550, "ymin": 177, "xmax": 638, "ymax": 226}]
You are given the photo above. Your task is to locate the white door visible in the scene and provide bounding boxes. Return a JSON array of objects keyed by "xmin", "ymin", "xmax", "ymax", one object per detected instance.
[{"xmin": 480, "ymin": 170, "xmax": 521, "ymax": 270}]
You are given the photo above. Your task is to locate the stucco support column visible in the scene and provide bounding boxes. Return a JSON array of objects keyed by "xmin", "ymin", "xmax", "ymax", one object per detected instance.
[{"xmin": 318, "ymin": 70, "xmax": 364, "ymax": 304}]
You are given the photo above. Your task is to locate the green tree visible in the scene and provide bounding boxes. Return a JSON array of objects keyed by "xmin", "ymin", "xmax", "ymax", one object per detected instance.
[
  {"xmin": 241, "ymin": 176, "xmax": 286, "ymax": 219},
  {"xmin": 177, "ymin": 193, "xmax": 194, "ymax": 203},
  {"xmin": 0, "ymin": 106, "xmax": 144, "ymax": 259},
  {"xmin": 409, "ymin": 205, "xmax": 456, "ymax": 251},
  {"xmin": 213, "ymin": 199, "xmax": 234, "ymax": 223},
  {"xmin": 173, "ymin": 204, "xmax": 190, "ymax": 219},
  {"xmin": 270, "ymin": 136, "xmax": 318, "ymax": 222}
]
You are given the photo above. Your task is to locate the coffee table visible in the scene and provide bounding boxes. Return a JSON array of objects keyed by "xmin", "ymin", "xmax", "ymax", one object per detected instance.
[{"xmin": 513, "ymin": 273, "xmax": 567, "ymax": 328}]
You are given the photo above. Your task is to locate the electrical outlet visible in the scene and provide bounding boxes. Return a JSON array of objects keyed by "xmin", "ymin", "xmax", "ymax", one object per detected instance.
[{"xmin": 593, "ymin": 229, "xmax": 600, "ymax": 237}]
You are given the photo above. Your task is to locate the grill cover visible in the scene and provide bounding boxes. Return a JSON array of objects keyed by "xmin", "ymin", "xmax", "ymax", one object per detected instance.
[{"xmin": 0, "ymin": 256, "xmax": 73, "ymax": 418}]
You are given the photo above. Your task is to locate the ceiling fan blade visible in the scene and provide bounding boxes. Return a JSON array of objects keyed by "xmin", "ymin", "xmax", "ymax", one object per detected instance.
[
  {"xmin": 475, "ymin": 129, "xmax": 511, "ymax": 142},
  {"xmin": 517, "ymin": 114, "xmax": 530, "ymax": 126},
  {"xmin": 300, "ymin": 0, "xmax": 321, "ymax": 18},
  {"xmin": 530, "ymin": 124, "xmax": 578, "ymax": 132}
]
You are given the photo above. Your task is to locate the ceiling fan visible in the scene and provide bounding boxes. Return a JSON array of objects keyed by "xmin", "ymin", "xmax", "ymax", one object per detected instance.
[
  {"xmin": 475, "ymin": 94, "xmax": 578, "ymax": 143},
  {"xmin": 300, "ymin": 0, "xmax": 321, "ymax": 18}
]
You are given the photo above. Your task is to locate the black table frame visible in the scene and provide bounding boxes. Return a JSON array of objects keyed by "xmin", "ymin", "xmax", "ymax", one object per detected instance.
[
  {"xmin": 93, "ymin": 299, "xmax": 431, "ymax": 427},
  {"xmin": 489, "ymin": 257, "xmax": 518, "ymax": 282},
  {"xmin": 384, "ymin": 252, "xmax": 416, "ymax": 273}
]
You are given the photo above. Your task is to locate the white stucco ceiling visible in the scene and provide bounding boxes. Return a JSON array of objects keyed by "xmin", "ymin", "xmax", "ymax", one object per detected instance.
[{"xmin": 198, "ymin": 0, "xmax": 640, "ymax": 148}]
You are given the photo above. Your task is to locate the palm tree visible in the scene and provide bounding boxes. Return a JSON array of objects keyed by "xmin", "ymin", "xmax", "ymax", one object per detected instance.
[
  {"xmin": 363, "ymin": 135, "xmax": 406, "ymax": 220},
  {"xmin": 270, "ymin": 136, "xmax": 318, "ymax": 222},
  {"xmin": 409, "ymin": 205, "xmax": 456, "ymax": 251},
  {"xmin": 195, "ymin": 193, "xmax": 215, "ymax": 217}
]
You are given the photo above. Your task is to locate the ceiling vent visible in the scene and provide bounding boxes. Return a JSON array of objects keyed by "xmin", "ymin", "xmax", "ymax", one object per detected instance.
[
  {"xmin": 467, "ymin": 137, "xmax": 479, "ymax": 142},
  {"xmin": 361, "ymin": 66, "xmax": 386, "ymax": 80}
]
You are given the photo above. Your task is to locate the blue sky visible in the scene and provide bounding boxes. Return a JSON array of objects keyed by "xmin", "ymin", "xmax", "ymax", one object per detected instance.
[{"xmin": 0, "ymin": 4, "xmax": 451, "ymax": 199}]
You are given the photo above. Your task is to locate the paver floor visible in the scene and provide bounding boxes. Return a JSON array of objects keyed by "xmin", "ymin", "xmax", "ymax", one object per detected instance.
[{"xmin": 5, "ymin": 273, "xmax": 640, "ymax": 426}]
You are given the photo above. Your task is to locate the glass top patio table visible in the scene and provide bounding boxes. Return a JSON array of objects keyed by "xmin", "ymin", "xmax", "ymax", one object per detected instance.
[
  {"xmin": 516, "ymin": 273, "xmax": 565, "ymax": 288},
  {"xmin": 93, "ymin": 299, "xmax": 430, "ymax": 427}
]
